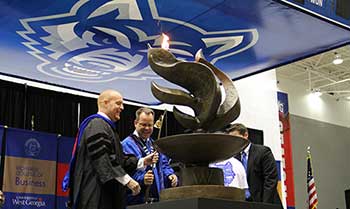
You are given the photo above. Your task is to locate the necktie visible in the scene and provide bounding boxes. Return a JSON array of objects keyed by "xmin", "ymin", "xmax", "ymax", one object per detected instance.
[{"xmin": 241, "ymin": 152, "xmax": 251, "ymax": 199}]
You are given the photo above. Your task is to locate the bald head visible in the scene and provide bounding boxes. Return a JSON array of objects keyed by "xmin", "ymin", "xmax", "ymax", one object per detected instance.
[
  {"xmin": 98, "ymin": 90, "xmax": 124, "ymax": 122},
  {"xmin": 98, "ymin": 90, "xmax": 120, "ymax": 108}
]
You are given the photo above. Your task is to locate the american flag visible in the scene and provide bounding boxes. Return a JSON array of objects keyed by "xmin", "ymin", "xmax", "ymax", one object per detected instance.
[{"xmin": 307, "ymin": 149, "xmax": 318, "ymax": 209}]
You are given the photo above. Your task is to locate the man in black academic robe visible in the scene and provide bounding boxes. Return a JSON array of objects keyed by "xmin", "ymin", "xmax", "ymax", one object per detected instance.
[{"xmin": 68, "ymin": 90, "xmax": 157, "ymax": 209}]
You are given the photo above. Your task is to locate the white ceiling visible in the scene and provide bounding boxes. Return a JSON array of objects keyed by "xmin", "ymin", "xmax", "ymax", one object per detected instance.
[{"xmin": 276, "ymin": 44, "xmax": 350, "ymax": 101}]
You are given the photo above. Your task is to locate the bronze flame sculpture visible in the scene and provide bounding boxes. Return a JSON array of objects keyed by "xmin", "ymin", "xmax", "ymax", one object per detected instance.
[
  {"xmin": 148, "ymin": 47, "xmax": 248, "ymax": 201},
  {"xmin": 148, "ymin": 48, "xmax": 240, "ymax": 132}
]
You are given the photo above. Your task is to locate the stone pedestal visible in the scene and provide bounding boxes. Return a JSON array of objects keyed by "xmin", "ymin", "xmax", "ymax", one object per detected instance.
[
  {"xmin": 128, "ymin": 198, "xmax": 283, "ymax": 209},
  {"xmin": 160, "ymin": 185, "xmax": 244, "ymax": 201}
]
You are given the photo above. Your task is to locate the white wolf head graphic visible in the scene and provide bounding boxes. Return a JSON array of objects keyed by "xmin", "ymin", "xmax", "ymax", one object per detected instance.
[{"xmin": 17, "ymin": 0, "xmax": 258, "ymax": 83}]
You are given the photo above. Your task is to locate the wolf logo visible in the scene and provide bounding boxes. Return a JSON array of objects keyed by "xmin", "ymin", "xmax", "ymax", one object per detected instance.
[{"xmin": 17, "ymin": 0, "xmax": 258, "ymax": 82}]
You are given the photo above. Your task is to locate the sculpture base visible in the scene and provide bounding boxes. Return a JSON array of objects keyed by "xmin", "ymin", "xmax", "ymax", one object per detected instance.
[
  {"xmin": 154, "ymin": 133, "xmax": 249, "ymax": 164},
  {"xmin": 128, "ymin": 198, "xmax": 283, "ymax": 209},
  {"xmin": 180, "ymin": 167, "xmax": 224, "ymax": 185},
  {"xmin": 160, "ymin": 185, "xmax": 244, "ymax": 201}
]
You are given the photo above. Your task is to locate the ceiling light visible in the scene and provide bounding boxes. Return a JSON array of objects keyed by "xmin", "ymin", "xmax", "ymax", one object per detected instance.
[
  {"xmin": 313, "ymin": 91, "xmax": 322, "ymax": 97},
  {"xmin": 333, "ymin": 53, "xmax": 343, "ymax": 65},
  {"xmin": 311, "ymin": 89, "xmax": 322, "ymax": 97}
]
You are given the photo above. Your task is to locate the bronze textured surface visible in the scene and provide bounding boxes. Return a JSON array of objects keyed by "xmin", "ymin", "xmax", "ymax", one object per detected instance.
[
  {"xmin": 148, "ymin": 47, "xmax": 246, "ymax": 201},
  {"xmin": 160, "ymin": 185, "xmax": 245, "ymax": 201},
  {"xmin": 180, "ymin": 167, "xmax": 224, "ymax": 185},
  {"xmin": 154, "ymin": 133, "xmax": 249, "ymax": 164},
  {"xmin": 148, "ymin": 47, "xmax": 240, "ymax": 132},
  {"xmin": 195, "ymin": 49, "xmax": 241, "ymax": 131}
]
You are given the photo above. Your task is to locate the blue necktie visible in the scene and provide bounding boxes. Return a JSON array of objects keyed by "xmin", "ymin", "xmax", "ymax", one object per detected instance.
[{"xmin": 241, "ymin": 152, "xmax": 251, "ymax": 199}]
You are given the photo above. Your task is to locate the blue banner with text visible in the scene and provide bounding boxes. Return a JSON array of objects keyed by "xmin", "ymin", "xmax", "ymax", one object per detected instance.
[{"xmin": 2, "ymin": 128, "xmax": 58, "ymax": 209}]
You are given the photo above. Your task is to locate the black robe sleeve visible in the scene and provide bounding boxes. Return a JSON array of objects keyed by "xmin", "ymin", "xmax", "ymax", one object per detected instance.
[{"xmin": 84, "ymin": 118, "xmax": 137, "ymax": 184}]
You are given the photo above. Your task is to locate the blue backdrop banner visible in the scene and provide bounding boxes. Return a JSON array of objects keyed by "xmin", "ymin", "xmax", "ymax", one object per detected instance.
[
  {"xmin": 282, "ymin": 0, "xmax": 350, "ymax": 28},
  {"xmin": 0, "ymin": 0, "xmax": 349, "ymax": 104}
]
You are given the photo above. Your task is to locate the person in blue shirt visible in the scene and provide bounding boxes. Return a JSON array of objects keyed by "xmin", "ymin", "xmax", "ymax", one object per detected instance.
[{"xmin": 122, "ymin": 107, "xmax": 178, "ymax": 205}]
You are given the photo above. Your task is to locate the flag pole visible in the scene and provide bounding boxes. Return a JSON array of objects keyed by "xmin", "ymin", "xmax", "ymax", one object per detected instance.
[
  {"xmin": 144, "ymin": 109, "xmax": 167, "ymax": 203},
  {"xmin": 307, "ymin": 146, "xmax": 318, "ymax": 209}
]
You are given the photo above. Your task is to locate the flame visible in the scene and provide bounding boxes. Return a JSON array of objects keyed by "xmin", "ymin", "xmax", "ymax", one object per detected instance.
[{"xmin": 161, "ymin": 33, "xmax": 170, "ymax": 50}]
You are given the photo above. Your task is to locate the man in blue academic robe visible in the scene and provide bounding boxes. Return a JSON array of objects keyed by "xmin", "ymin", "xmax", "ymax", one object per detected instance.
[{"xmin": 122, "ymin": 107, "xmax": 178, "ymax": 205}]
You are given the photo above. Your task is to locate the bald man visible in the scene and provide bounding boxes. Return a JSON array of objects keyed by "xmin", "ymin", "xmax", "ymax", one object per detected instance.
[{"xmin": 65, "ymin": 90, "xmax": 157, "ymax": 209}]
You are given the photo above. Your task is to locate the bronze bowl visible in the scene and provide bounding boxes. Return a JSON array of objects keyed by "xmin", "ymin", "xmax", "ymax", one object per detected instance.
[{"xmin": 154, "ymin": 133, "xmax": 249, "ymax": 164}]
